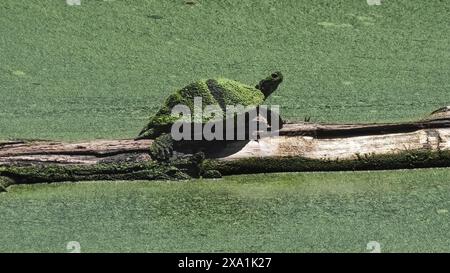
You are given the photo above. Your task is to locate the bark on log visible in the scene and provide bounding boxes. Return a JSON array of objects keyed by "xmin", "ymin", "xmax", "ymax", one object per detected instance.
[
  {"xmin": 1, "ymin": 107, "xmax": 450, "ymax": 188},
  {"xmin": 0, "ymin": 139, "xmax": 153, "ymax": 165}
]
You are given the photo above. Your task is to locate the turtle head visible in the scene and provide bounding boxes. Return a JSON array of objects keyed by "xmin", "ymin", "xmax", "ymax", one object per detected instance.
[{"xmin": 255, "ymin": 71, "xmax": 283, "ymax": 98}]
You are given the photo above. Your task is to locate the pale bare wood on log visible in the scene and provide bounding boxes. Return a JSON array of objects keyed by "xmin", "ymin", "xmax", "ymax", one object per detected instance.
[
  {"xmin": 221, "ymin": 128, "xmax": 449, "ymax": 160},
  {"xmin": 0, "ymin": 139, "xmax": 152, "ymax": 166},
  {"xmin": 0, "ymin": 139, "xmax": 152, "ymax": 157}
]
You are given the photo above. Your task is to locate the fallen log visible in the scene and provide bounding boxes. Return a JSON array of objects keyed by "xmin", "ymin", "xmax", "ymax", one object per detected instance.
[{"xmin": 1, "ymin": 107, "xmax": 450, "ymax": 190}]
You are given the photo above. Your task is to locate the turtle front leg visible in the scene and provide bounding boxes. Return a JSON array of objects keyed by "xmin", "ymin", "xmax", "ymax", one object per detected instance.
[{"xmin": 150, "ymin": 133, "xmax": 174, "ymax": 161}]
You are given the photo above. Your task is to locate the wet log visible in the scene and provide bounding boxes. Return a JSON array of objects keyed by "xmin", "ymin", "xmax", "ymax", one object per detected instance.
[{"xmin": 1, "ymin": 107, "xmax": 450, "ymax": 189}]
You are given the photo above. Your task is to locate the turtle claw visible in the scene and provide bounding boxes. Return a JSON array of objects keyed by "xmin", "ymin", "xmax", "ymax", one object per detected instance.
[
  {"xmin": 164, "ymin": 147, "xmax": 173, "ymax": 159},
  {"xmin": 202, "ymin": 170, "xmax": 222, "ymax": 179}
]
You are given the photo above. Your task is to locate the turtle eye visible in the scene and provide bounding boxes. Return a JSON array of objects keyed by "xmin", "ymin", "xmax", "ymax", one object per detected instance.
[{"xmin": 271, "ymin": 73, "xmax": 278, "ymax": 79}]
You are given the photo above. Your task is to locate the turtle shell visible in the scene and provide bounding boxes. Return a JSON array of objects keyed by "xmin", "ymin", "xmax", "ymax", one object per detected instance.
[{"xmin": 138, "ymin": 78, "xmax": 265, "ymax": 139}]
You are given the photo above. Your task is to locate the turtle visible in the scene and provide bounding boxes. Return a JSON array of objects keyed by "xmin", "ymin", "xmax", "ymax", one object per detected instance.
[{"xmin": 136, "ymin": 72, "xmax": 284, "ymax": 175}]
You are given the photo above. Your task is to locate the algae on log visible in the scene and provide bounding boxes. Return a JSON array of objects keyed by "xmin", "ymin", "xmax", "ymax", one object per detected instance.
[
  {"xmin": 203, "ymin": 150, "xmax": 450, "ymax": 176},
  {"xmin": 1, "ymin": 107, "xmax": 450, "ymax": 187},
  {"xmin": 0, "ymin": 156, "xmax": 203, "ymax": 188}
]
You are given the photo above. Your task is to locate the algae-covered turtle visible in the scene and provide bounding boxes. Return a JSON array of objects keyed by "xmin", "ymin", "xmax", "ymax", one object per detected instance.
[{"xmin": 136, "ymin": 72, "xmax": 284, "ymax": 165}]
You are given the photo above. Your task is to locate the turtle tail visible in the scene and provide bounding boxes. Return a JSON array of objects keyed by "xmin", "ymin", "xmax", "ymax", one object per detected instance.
[
  {"xmin": 135, "ymin": 133, "xmax": 149, "ymax": 140},
  {"xmin": 135, "ymin": 125, "xmax": 155, "ymax": 140}
]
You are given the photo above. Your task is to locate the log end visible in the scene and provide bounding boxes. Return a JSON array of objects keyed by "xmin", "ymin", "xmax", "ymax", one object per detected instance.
[{"xmin": 426, "ymin": 106, "xmax": 450, "ymax": 120}]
